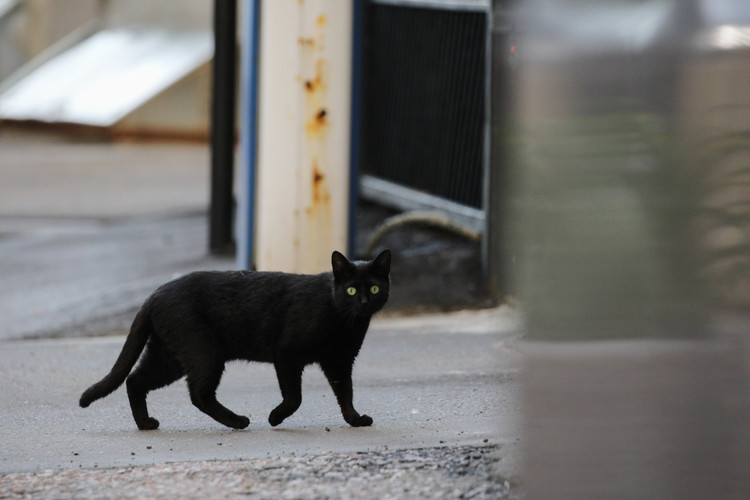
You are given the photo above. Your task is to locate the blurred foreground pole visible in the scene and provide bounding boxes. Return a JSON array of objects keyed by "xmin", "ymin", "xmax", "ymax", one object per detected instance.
[
  {"xmin": 513, "ymin": 1, "xmax": 750, "ymax": 498},
  {"xmin": 209, "ymin": 0, "xmax": 237, "ymax": 255},
  {"xmin": 486, "ymin": 2, "xmax": 513, "ymax": 299}
]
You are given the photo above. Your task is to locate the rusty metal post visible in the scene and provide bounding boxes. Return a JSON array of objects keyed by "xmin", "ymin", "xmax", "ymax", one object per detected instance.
[{"xmin": 254, "ymin": 0, "xmax": 353, "ymax": 273}]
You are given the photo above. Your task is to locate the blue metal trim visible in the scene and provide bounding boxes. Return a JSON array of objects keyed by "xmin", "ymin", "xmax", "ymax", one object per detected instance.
[{"xmin": 237, "ymin": 0, "xmax": 261, "ymax": 269}]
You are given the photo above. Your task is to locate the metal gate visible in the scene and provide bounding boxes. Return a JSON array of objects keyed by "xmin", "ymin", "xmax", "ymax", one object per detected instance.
[{"xmin": 359, "ymin": 0, "xmax": 489, "ymax": 233}]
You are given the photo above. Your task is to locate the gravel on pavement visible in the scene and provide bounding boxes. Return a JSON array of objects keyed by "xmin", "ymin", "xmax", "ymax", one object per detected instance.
[{"xmin": 0, "ymin": 445, "xmax": 520, "ymax": 499}]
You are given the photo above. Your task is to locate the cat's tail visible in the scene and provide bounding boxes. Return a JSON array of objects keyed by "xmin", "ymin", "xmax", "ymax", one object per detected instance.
[{"xmin": 79, "ymin": 306, "xmax": 152, "ymax": 408}]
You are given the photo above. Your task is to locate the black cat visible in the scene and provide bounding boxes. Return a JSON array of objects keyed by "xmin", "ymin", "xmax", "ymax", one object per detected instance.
[{"xmin": 79, "ymin": 250, "xmax": 390, "ymax": 430}]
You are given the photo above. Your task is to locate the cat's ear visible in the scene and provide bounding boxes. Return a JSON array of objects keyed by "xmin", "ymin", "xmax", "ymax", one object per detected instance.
[
  {"xmin": 331, "ymin": 251, "xmax": 355, "ymax": 281},
  {"xmin": 371, "ymin": 249, "xmax": 391, "ymax": 277}
]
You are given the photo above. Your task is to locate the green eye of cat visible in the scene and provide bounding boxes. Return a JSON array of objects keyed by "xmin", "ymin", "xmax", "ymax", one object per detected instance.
[
  {"xmin": 370, "ymin": 285, "xmax": 380, "ymax": 294},
  {"xmin": 346, "ymin": 287, "xmax": 357, "ymax": 296}
]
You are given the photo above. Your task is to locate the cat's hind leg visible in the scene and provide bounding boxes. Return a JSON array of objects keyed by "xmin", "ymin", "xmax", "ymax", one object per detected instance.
[
  {"xmin": 186, "ymin": 363, "xmax": 250, "ymax": 430},
  {"xmin": 126, "ymin": 341, "xmax": 183, "ymax": 430},
  {"xmin": 268, "ymin": 361, "xmax": 304, "ymax": 426}
]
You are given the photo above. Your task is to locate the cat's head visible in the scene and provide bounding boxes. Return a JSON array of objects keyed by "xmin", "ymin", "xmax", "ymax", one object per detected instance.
[{"xmin": 331, "ymin": 249, "xmax": 391, "ymax": 317}]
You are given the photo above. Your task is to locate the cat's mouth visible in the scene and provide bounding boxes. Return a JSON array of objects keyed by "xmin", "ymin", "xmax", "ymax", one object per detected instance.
[
  {"xmin": 357, "ymin": 303, "xmax": 383, "ymax": 317},
  {"xmin": 345, "ymin": 305, "xmax": 375, "ymax": 320}
]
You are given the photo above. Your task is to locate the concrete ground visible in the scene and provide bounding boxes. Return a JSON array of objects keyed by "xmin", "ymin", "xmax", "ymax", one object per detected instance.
[
  {"xmin": 0, "ymin": 131, "xmax": 521, "ymax": 494},
  {"xmin": 0, "ymin": 310, "xmax": 520, "ymax": 474}
]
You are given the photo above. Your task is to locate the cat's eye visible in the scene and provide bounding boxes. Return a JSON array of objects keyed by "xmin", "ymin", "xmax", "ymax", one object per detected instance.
[
  {"xmin": 347, "ymin": 287, "xmax": 357, "ymax": 296},
  {"xmin": 370, "ymin": 285, "xmax": 380, "ymax": 295}
]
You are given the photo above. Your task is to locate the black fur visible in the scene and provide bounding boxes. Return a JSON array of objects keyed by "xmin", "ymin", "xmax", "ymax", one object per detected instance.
[{"xmin": 79, "ymin": 250, "xmax": 391, "ymax": 430}]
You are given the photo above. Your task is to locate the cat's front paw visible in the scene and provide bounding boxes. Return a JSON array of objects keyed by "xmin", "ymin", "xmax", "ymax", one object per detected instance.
[
  {"xmin": 229, "ymin": 415, "xmax": 250, "ymax": 429},
  {"xmin": 136, "ymin": 417, "xmax": 160, "ymax": 431},
  {"xmin": 268, "ymin": 409, "xmax": 285, "ymax": 427},
  {"xmin": 350, "ymin": 414, "xmax": 373, "ymax": 427}
]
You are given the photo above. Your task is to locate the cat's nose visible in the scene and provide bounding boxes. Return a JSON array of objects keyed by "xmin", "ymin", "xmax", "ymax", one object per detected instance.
[{"xmin": 360, "ymin": 296, "xmax": 368, "ymax": 305}]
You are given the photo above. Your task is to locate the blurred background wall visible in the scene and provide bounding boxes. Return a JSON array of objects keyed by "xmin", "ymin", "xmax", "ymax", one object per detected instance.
[{"xmin": 0, "ymin": 0, "xmax": 213, "ymax": 139}]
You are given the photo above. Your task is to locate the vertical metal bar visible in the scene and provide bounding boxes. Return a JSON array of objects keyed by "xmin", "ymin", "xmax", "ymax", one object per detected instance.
[
  {"xmin": 481, "ymin": 2, "xmax": 493, "ymax": 287},
  {"xmin": 484, "ymin": 0, "xmax": 508, "ymax": 300},
  {"xmin": 237, "ymin": 0, "xmax": 261, "ymax": 269},
  {"xmin": 348, "ymin": 0, "xmax": 364, "ymax": 257},
  {"xmin": 209, "ymin": 0, "xmax": 237, "ymax": 255}
]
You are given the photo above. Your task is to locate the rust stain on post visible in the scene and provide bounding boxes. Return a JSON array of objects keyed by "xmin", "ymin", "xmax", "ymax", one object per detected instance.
[
  {"xmin": 307, "ymin": 160, "xmax": 330, "ymax": 212},
  {"xmin": 304, "ymin": 59, "xmax": 329, "ymax": 137},
  {"xmin": 298, "ymin": 9, "xmax": 333, "ymax": 243},
  {"xmin": 306, "ymin": 107, "xmax": 327, "ymax": 134},
  {"xmin": 304, "ymin": 59, "xmax": 330, "ymax": 212},
  {"xmin": 313, "ymin": 166, "xmax": 325, "ymax": 185},
  {"xmin": 302, "ymin": 59, "xmax": 326, "ymax": 94},
  {"xmin": 298, "ymin": 37, "xmax": 316, "ymax": 47}
]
